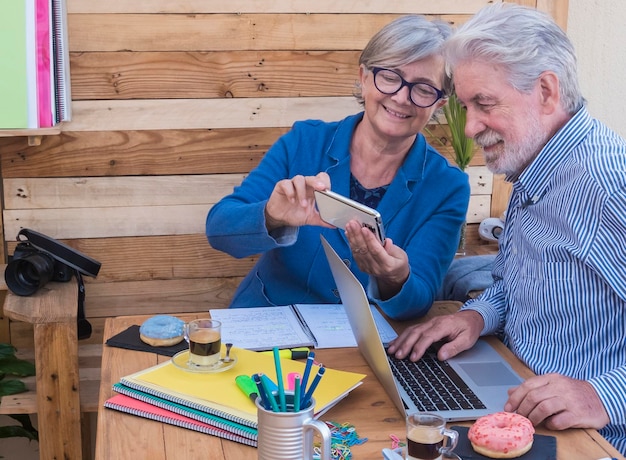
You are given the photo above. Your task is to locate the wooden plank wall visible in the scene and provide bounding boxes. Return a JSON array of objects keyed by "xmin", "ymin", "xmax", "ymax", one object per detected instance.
[{"xmin": 0, "ymin": 0, "xmax": 568, "ymax": 348}]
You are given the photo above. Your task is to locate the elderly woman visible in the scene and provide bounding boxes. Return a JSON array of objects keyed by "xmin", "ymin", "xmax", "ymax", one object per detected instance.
[{"xmin": 206, "ymin": 15, "xmax": 470, "ymax": 320}]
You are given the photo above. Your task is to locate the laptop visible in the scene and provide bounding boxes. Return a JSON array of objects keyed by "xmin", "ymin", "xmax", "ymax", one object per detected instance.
[{"xmin": 320, "ymin": 236, "xmax": 523, "ymax": 421}]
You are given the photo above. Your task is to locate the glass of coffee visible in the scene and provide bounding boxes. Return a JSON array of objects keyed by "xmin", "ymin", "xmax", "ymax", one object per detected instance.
[
  {"xmin": 406, "ymin": 412, "xmax": 458, "ymax": 460},
  {"xmin": 184, "ymin": 319, "xmax": 222, "ymax": 367}
]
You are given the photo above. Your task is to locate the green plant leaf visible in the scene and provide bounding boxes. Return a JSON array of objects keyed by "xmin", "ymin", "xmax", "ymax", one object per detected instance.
[
  {"xmin": 0, "ymin": 378, "xmax": 28, "ymax": 397},
  {"xmin": 0, "ymin": 358, "xmax": 35, "ymax": 377},
  {"xmin": 442, "ymin": 93, "xmax": 475, "ymax": 171},
  {"xmin": 9, "ymin": 414, "xmax": 38, "ymax": 438},
  {"xmin": 0, "ymin": 344, "xmax": 17, "ymax": 360},
  {"xmin": 0, "ymin": 425, "xmax": 38, "ymax": 441},
  {"xmin": 0, "ymin": 345, "xmax": 39, "ymax": 447},
  {"xmin": 1, "ymin": 378, "xmax": 28, "ymax": 395}
]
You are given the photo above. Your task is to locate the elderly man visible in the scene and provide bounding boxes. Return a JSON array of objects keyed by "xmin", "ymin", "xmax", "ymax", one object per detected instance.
[{"xmin": 388, "ymin": 3, "xmax": 626, "ymax": 454}]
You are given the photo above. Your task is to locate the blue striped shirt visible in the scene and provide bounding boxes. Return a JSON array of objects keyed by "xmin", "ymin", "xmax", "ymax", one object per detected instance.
[{"xmin": 462, "ymin": 107, "xmax": 626, "ymax": 454}]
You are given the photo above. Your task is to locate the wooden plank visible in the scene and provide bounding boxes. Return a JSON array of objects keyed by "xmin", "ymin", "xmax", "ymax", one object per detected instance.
[
  {"xmin": 0, "ymin": 128, "xmax": 286, "ymax": 178},
  {"xmin": 7, "ymin": 234, "xmax": 257, "ymax": 282},
  {"xmin": 82, "ymin": 278, "xmax": 244, "ymax": 316},
  {"xmin": 4, "ymin": 204, "xmax": 210, "ymax": 239},
  {"xmin": 4, "ymin": 175, "xmax": 245, "ymax": 209},
  {"xmin": 0, "ymin": 344, "xmax": 103, "ymax": 414},
  {"xmin": 537, "ymin": 0, "xmax": 569, "ymax": 29},
  {"xmin": 68, "ymin": 0, "xmax": 497, "ymax": 14},
  {"xmin": 68, "ymin": 14, "xmax": 407, "ymax": 52},
  {"xmin": 0, "ymin": 126, "xmax": 485, "ymax": 179},
  {"xmin": 70, "ymin": 51, "xmax": 360, "ymax": 101},
  {"xmin": 4, "ymin": 283, "xmax": 83, "ymax": 459},
  {"xmin": 4, "ymin": 179, "xmax": 489, "ymax": 236},
  {"xmin": 68, "ymin": 97, "xmax": 361, "ymax": 131},
  {"xmin": 491, "ymin": 174, "xmax": 512, "ymax": 218},
  {"xmin": 5, "ymin": 167, "xmax": 489, "ymax": 210}
]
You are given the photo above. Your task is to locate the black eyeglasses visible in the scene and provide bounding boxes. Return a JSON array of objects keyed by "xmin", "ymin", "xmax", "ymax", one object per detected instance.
[{"xmin": 370, "ymin": 67, "xmax": 445, "ymax": 108}]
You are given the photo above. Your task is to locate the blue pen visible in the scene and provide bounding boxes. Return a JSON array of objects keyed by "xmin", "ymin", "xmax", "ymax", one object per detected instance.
[
  {"xmin": 302, "ymin": 365, "xmax": 325, "ymax": 408},
  {"xmin": 300, "ymin": 351, "xmax": 315, "ymax": 401},
  {"xmin": 259, "ymin": 373, "xmax": 280, "ymax": 412},
  {"xmin": 252, "ymin": 373, "xmax": 272, "ymax": 410},
  {"xmin": 273, "ymin": 347, "xmax": 287, "ymax": 412}
]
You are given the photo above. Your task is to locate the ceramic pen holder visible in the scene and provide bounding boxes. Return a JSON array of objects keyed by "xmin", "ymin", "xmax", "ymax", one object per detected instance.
[{"xmin": 256, "ymin": 393, "xmax": 331, "ymax": 460}]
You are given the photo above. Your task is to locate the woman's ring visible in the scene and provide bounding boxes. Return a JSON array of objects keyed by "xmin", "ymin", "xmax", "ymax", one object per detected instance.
[{"xmin": 354, "ymin": 247, "xmax": 367, "ymax": 254}]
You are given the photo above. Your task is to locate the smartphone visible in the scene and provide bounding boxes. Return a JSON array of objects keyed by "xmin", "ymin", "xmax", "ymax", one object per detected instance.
[{"xmin": 314, "ymin": 189, "xmax": 386, "ymax": 244}]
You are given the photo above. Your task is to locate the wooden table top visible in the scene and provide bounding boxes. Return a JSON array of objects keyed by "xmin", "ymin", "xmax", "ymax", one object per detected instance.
[{"xmin": 95, "ymin": 303, "xmax": 623, "ymax": 459}]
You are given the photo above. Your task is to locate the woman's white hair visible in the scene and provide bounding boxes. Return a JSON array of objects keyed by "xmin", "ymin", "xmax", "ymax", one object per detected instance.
[{"xmin": 354, "ymin": 15, "xmax": 452, "ymax": 106}]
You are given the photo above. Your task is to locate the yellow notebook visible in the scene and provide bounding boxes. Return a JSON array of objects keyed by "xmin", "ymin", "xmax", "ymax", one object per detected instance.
[{"xmin": 117, "ymin": 345, "xmax": 366, "ymax": 427}]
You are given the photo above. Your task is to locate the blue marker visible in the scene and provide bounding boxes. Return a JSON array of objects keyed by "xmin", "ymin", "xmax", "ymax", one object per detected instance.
[
  {"xmin": 252, "ymin": 373, "xmax": 272, "ymax": 410},
  {"xmin": 301, "ymin": 365, "xmax": 325, "ymax": 408},
  {"xmin": 300, "ymin": 351, "xmax": 315, "ymax": 399}
]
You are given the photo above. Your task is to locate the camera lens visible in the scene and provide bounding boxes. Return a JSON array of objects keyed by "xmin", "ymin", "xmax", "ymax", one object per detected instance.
[{"xmin": 5, "ymin": 252, "xmax": 56, "ymax": 296}]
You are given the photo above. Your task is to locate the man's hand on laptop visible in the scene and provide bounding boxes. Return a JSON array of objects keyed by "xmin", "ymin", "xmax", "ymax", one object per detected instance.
[{"xmin": 387, "ymin": 310, "xmax": 484, "ymax": 362}]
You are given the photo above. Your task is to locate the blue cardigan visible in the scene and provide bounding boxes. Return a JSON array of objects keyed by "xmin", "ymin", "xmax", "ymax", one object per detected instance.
[{"xmin": 206, "ymin": 113, "xmax": 470, "ymax": 320}]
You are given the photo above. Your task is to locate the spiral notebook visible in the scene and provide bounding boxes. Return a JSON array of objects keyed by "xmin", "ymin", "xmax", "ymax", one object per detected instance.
[
  {"xmin": 210, "ymin": 303, "xmax": 398, "ymax": 351},
  {"xmin": 104, "ymin": 393, "xmax": 258, "ymax": 446},
  {"xmin": 116, "ymin": 344, "xmax": 366, "ymax": 428}
]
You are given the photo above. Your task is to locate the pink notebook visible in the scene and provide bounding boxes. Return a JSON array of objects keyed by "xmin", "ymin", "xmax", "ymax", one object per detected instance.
[{"xmin": 104, "ymin": 393, "xmax": 257, "ymax": 447}]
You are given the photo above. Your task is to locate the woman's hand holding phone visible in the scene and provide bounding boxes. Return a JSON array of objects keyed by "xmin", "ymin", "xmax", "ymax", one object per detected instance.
[{"xmin": 265, "ymin": 173, "xmax": 332, "ymax": 232}]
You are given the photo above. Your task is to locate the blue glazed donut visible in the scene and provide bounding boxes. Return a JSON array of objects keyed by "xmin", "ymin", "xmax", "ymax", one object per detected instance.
[{"xmin": 139, "ymin": 315, "xmax": 185, "ymax": 346}]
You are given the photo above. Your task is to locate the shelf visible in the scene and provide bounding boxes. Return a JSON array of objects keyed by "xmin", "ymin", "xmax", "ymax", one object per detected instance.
[{"xmin": 0, "ymin": 127, "xmax": 62, "ymax": 146}]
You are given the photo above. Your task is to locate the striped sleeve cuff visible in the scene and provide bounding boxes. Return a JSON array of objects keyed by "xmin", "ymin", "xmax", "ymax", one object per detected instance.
[
  {"xmin": 589, "ymin": 367, "xmax": 626, "ymax": 426},
  {"xmin": 459, "ymin": 299, "xmax": 501, "ymax": 335}
]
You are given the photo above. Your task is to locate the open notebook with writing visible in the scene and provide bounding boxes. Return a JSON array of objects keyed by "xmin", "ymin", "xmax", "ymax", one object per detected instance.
[
  {"xmin": 210, "ymin": 303, "xmax": 397, "ymax": 351},
  {"xmin": 115, "ymin": 344, "xmax": 366, "ymax": 428}
]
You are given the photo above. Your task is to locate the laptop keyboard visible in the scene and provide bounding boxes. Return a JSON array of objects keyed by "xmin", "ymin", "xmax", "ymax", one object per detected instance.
[{"xmin": 387, "ymin": 348, "xmax": 487, "ymax": 412}]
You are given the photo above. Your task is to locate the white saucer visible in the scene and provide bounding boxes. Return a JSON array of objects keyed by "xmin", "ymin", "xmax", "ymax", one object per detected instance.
[{"xmin": 171, "ymin": 350, "xmax": 237, "ymax": 374}]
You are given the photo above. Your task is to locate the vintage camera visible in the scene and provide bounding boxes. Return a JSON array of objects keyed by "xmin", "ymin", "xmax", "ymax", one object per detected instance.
[{"xmin": 5, "ymin": 228, "xmax": 101, "ymax": 296}]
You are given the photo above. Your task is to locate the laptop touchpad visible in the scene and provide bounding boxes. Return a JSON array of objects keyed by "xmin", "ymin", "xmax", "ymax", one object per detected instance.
[{"xmin": 458, "ymin": 362, "xmax": 521, "ymax": 386}]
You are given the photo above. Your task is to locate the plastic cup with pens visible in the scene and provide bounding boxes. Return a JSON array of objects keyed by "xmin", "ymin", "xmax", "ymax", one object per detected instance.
[{"xmin": 254, "ymin": 348, "xmax": 331, "ymax": 460}]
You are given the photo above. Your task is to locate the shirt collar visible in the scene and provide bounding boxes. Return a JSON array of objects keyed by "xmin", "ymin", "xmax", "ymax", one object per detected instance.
[{"xmin": 512, "ymin": 106, "xmax": 593, "ymax": 203}]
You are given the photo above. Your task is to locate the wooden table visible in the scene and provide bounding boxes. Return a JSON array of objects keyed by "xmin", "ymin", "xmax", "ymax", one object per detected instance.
[{"xmin": 95, "ymin": 303, "xmax": 623, "ymax": 459}]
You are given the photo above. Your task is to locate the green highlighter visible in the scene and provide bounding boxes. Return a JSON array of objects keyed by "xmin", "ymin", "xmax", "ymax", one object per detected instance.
[{"xmin": 235, "ymin": 375, "xmax": 259, "ymax": 403}]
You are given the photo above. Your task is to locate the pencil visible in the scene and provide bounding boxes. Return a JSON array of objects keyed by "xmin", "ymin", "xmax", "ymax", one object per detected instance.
[
  {"xmin": 293, "ymin": 374, "xmax": 301, "ymax": 412},
  {"xmin": 272, "ymin": 347, "xmax": 287, "ymax": 412},
  {"xmin": 302, "ymin": 365, "xmax": 326, "ymax": 408}
]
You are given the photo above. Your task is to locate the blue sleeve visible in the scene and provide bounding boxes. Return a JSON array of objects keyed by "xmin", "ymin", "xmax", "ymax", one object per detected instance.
[{"xmin": 206, "ymin": 128, "xmax": 303, "ymax": 258}]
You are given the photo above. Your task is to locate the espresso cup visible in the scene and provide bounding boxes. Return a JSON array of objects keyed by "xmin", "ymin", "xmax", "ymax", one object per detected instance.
[
  {"xmin": 184, "ymin": 319, "xmax": 222, "ymax": 367},
  {"xmin": 406, "ymin": 412, "xmax": 458, "ymax": 460}
]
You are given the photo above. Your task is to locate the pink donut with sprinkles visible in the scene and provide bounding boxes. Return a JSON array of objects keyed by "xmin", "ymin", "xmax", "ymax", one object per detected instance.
[{"xmin": 468, "ymin": 412, "xmax": 535, "ymax": 458}]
